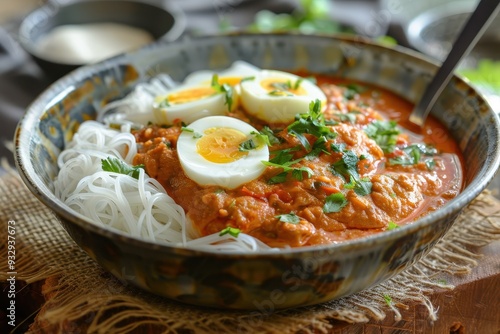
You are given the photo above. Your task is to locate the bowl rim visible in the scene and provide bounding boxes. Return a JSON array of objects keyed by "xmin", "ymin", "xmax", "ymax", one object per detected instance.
[
  {"xmin": 17, "ymin": 0, "xmax": 186, "ymax": 66},
  {"xmin": 14, "ymin": 32, "xmax": 500, "ymax": 258}
]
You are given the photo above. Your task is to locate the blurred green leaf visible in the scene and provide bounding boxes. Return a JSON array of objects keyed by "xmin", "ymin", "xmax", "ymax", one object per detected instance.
[{"xmin": 459, "ymin": 59, "xmax": 500, "ymax": 93}]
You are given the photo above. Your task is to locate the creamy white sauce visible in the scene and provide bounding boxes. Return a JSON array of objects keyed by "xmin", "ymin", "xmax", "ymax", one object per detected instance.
[{"xmin": 35, "ymin": 23, "xmax": 154, "ymax": 64}]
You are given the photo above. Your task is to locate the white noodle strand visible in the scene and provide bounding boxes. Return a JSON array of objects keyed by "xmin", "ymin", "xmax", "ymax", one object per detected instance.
[{"xmin": 54, "ymin": 121, "xmax": 275, "ymax": 252}]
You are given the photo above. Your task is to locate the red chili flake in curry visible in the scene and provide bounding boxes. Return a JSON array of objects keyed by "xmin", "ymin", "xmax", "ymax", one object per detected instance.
[{"xmin": 133, "ymin": 77, "xmax": 464, "ymax": 248}]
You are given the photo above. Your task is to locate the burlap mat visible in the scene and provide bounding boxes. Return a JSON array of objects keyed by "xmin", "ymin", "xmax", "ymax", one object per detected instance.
[{"xmin": 1, "ymin": 170, "xmax": 500, "ymax": 333}]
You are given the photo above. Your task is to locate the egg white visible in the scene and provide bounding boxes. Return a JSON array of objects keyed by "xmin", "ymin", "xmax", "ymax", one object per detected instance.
[
  {"xmin": 153, "ymin": 61, "xmax": 261, "ymax": 125},
  {"xmin": 177, "ymin": 116, "xmax": 269, "ymax": 189},
  {"xmin": 240, "ymin": 70, "xmax": 327, "ymax": 123}
]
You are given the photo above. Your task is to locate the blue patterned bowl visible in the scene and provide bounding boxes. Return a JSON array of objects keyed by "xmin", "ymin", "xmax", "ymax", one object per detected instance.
[{"xmin": 14, "ymin": 33, "xmax": 500, "ymax": 309}]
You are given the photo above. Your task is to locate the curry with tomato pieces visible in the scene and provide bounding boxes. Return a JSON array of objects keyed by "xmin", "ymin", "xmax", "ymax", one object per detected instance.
[{"xmin": 133, "ymin": 79, "xmax": 464, "ymax": 248}]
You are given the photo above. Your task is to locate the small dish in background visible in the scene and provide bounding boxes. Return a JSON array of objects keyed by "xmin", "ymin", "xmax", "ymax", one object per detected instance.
[
  {"xmin": 18, "ymin": 0, "xmax": 185, "ymax": 79},
  {"xmin": 383, "ymin": 0, "xmax": 500, "ymax": 112}
]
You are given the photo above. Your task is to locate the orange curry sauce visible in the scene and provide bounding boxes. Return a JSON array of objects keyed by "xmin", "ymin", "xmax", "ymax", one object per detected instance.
[{"xmin": 133, "ymin": 76, "xmax": 464, "ymax": 247}]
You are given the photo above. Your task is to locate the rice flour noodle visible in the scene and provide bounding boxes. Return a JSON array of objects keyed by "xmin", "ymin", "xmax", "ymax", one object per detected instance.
[{"xmin": 54, "ymin": 121, "xmax": 274, "ymax": 252}]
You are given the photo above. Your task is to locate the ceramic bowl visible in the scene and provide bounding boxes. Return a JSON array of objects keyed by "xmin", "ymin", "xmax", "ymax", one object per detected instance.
[
  {"xmin": 14, "ymin": 33, "xmax": 500, "ymax": 309},
  {"xmin": 18, "ymin": 0, "xmax": 185, "ymax": 79}
]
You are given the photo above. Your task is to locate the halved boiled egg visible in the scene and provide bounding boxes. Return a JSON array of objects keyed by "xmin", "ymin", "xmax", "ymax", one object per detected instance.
[
  {"xmin": 177, "ymin": 116, "xmax": 269, "ymax": 189},
  {"xmin": 240, "ymin": 70, "xmax": 327, "ymax": 123},
  {"xmin": 153, "ymin": 61, "xmax": 260, "ymax": 125}
]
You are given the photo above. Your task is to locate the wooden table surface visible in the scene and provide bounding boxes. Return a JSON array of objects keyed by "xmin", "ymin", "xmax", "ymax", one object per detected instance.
[{"xmin": 328, "ymin": 240, "xmax": 500, "ymax": 334}]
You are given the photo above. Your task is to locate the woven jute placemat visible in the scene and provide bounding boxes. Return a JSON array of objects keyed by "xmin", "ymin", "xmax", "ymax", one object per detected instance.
[{"xmin": 1, "ymin": 170, "xmax": 499, "ymax": 333}]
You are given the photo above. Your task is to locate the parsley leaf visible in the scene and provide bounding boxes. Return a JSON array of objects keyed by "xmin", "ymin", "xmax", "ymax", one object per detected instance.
[
  {"xmin": 287, "ymin": 99, "xmax": 336, "ymax": 151},
  {"xmin": 181, "ymin": 127, "xmax": 202, "ymax": 139},
  {"xmin": 340, "ymin": 84, "xmax": 365, "ymax": 100},
  {"xmin": 387, "ymin": 221, "xmax": 400, "ymax": 230},
  {"xmin": 330, "ymin": 143, "xmax": 347, "ymax": 153},
  {"xmin": 389, "ymin": 144, "xmax": 438, "ymax": 166},
  {"xmin": 263, "ymin": 161, "xmax": 313, "ymax": 181},
  {"xmin": 255, "ymin": 126, "xmax": 282, "ymax": 146},
  {"xmin": 211, "ymin": 74, "xmax": 234, "ymax": 111},
  {"xmin": 383, "ymin": 294, "xmax": 393, "ymax": 306},
  {"xmin": 158, "ymin": 99, "xmax": 170, "ymax": 108},
  {"xmin": 323, "ymin": 192, "xmax": 348, "ymax": 213},
  {"xmin": 330, "ymin": 150, "xmax": 359, "ymax": 182},
  {"xmin": 241, "ymin": 76, "xmax": 255, "ymax": 82},
  {"xmin": 364, "ymin": 120, "xmax": 400, "ymax": 153},
  {"xmin": 101, "ymin": 157, "xmax": 145, "ymax": 180},
  {"xmin": 267, "ymin": 171, "xmax": 288, "ymax": 184},
  {"xmin": 305, "ymin": 136, "xmax": 331, "ymax": 160},
  {"xmin": 239, "ymin": 138, "xmax": 257, "ymax": 152},
  {"xmin": 426, "ymin": 159, "xmax": 436, "ymax": 170},
  {"xmin": 353, "ymin": 177, "xmax": 372, "ymax": 196},
  {"xmin": 276, "ymin": 213, "xmax": 300, "ymax": 224},
  {"xmin": 335, "ymin": 111, "xmax": 361, "ymax": 124},
  {"xmin": 329, "ymin": 149, "xmax": 372, "ymax": 196},
  {"xmin": 219, "ymin": 226, "xmax": 241, "ymax": 238},
  {"xmin": 263, "ymin": 146, "xmax": 313, "ymax": 184},
  {"xmin": 269, "ymin": 90, "xmax": 294, "ymax": 97},
  {"xmin": 293, "ymin": 78, "xmax": 303, "ymax": 90}
]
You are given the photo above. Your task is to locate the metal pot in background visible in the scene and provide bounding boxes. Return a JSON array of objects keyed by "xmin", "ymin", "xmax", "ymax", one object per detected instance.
[{"xmin": 17, "ymin": 0, "xmax": 186, "ymax": 79}]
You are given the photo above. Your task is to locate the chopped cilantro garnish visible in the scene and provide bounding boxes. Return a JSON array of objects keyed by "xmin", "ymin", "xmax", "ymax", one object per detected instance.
[
  {"xmin": 330, "ymin": 143, "xmax": 347, "ymax": 153},
  {"xmin": 293, "ymin": 78, "xmax": 303, "ymax": 90},
  {"xmin": 241, "ymin": 76, "xmax": 255, "ymax": 82},
  {"xmin": 287, "ymin": 99, "xmax": 336, "ymax": 151},
  {"xmin": 269, "ymin": 90, "xmax": 294, "ymax": 97},
  {"xmin": 211, "ymin": 74, "xmax": 234, "ymax": 111},
  {"xmin": 275, "ymin": 213, "xmax": 300, "ymax": 224},
  {"xmin": 340, "ymin": 84, "xmax": 365, "ymax": 100},
  {"xmin": 426, "ymin": 159, "xmax": 436, "ymax": 170},
  {"xmin": 389, "ymin": 144, "xmax": 437, "ymax": 166},
  {"xmin": 364, "ymin": 120, "xmax": 400, "ymax": 153},
  {"xmin": 239, "ymin": 138, "xmax": 257, "ymax": 151},
  {"xmin": 383, "ymin": 294, "xmax": 393, "ymax": 306},
  {"xmin": 335, "ymin": 111, "xmax": 361, "ymax": 124},
  {"xmin": 323, "ymin": 192, "xmax": 348, "ymax": 213},
  {"xmin": 181, "ymin": 127, "xmax": 202, "ymax": 139},
  {"xmin": 263, "ymin": 161, "xmax": 313, "ymax": 182},
  {"xmin": 255, "ymin": 126, "xmax": 282, "ymax": 146},
  {"xmin": 219, "ymin": 226, "xmax": 241, "ymax": 238},
  {"xmin": 330, "ymin": 150, "xmax": 359, "ymax": 182},
  {"xmin": 268, "ymin": 146, "xmax": 301, "ymax": 165},
  {"xmin": 436, "ymin": 279, "xmax": 448, "ymax": 285},
  {"xmin": 267, "ymin": 171, "xmax": 288, "ymax": 184},
  {"xmin": 329, "ymin": 149, "xmax": 372, "ymax": 196},
  {"xmin": 387, "ymin": 221, "xmax": 400, "ymax": 230},
  {"xmin": 101, "ymin": 157, "xmax": 144, "ymax": 180},
  {"xmin": 305, "ymin": 136, "xmax": 331, "ymax": 160},
  {"xmin": 263, "ymin": 146, "xmax": 313, "ymax": 184},
  {"xmin": 353, "ymin": 177, "xmax": 372, "ymax": 196},
  {"xmin": 158, "ymin": 99, "xmax": 170, "ymax": 108}
]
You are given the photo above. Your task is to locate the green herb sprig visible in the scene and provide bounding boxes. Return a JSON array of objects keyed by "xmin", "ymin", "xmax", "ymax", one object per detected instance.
[
  {"xmin": 275, "ymin": 212, "xmax": 300, "ymax": 224},
  {"xmin": 211, "ymin": 74, "xmax": 234, "ymax": 111},
  {"xmin": 219, "ymin": 226, "xmax": 241, "ymax": 237},
  {"xmin": 323, "ymin": 192, "xmax": 348, "ymax": 213},
  {"xmin": 287, "ymin": 99, "xmax": 336, "ymax": 151},
  {"xmin": 329, "ymin": 148, "xmax": 372, "ymax": 196},
  {"xmin": 101, "ymin": 157, "xmax": 145, "ymax": 180},
  {"xmin": 364, "ymin": 120, "xmax": 400, "ymax": 153},
  {"xmin": 388, "ymin": 144, "xmax": 437, "ymax": 167}
]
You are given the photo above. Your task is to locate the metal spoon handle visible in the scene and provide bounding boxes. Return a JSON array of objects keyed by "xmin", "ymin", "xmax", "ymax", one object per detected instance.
[{"xmin": 409, "ymin": 0, "xmax": 500, "ymax": 127}]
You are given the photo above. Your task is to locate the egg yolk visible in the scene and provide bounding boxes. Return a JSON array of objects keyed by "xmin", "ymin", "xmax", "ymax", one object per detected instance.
[
  {"xmin": 196, "ymin": 127, "xmax": 249, "ymax": 163},
  {"xmin": 260, "ymin": 78, "xmax": 307, "ymax": 96},
  {"xmin": 218, "ymin": 76, "xmax": 245, "ymax": 86},
  {"xmin": 167, "ymin": 87, "xmax": 216, "ymax": 105}
]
